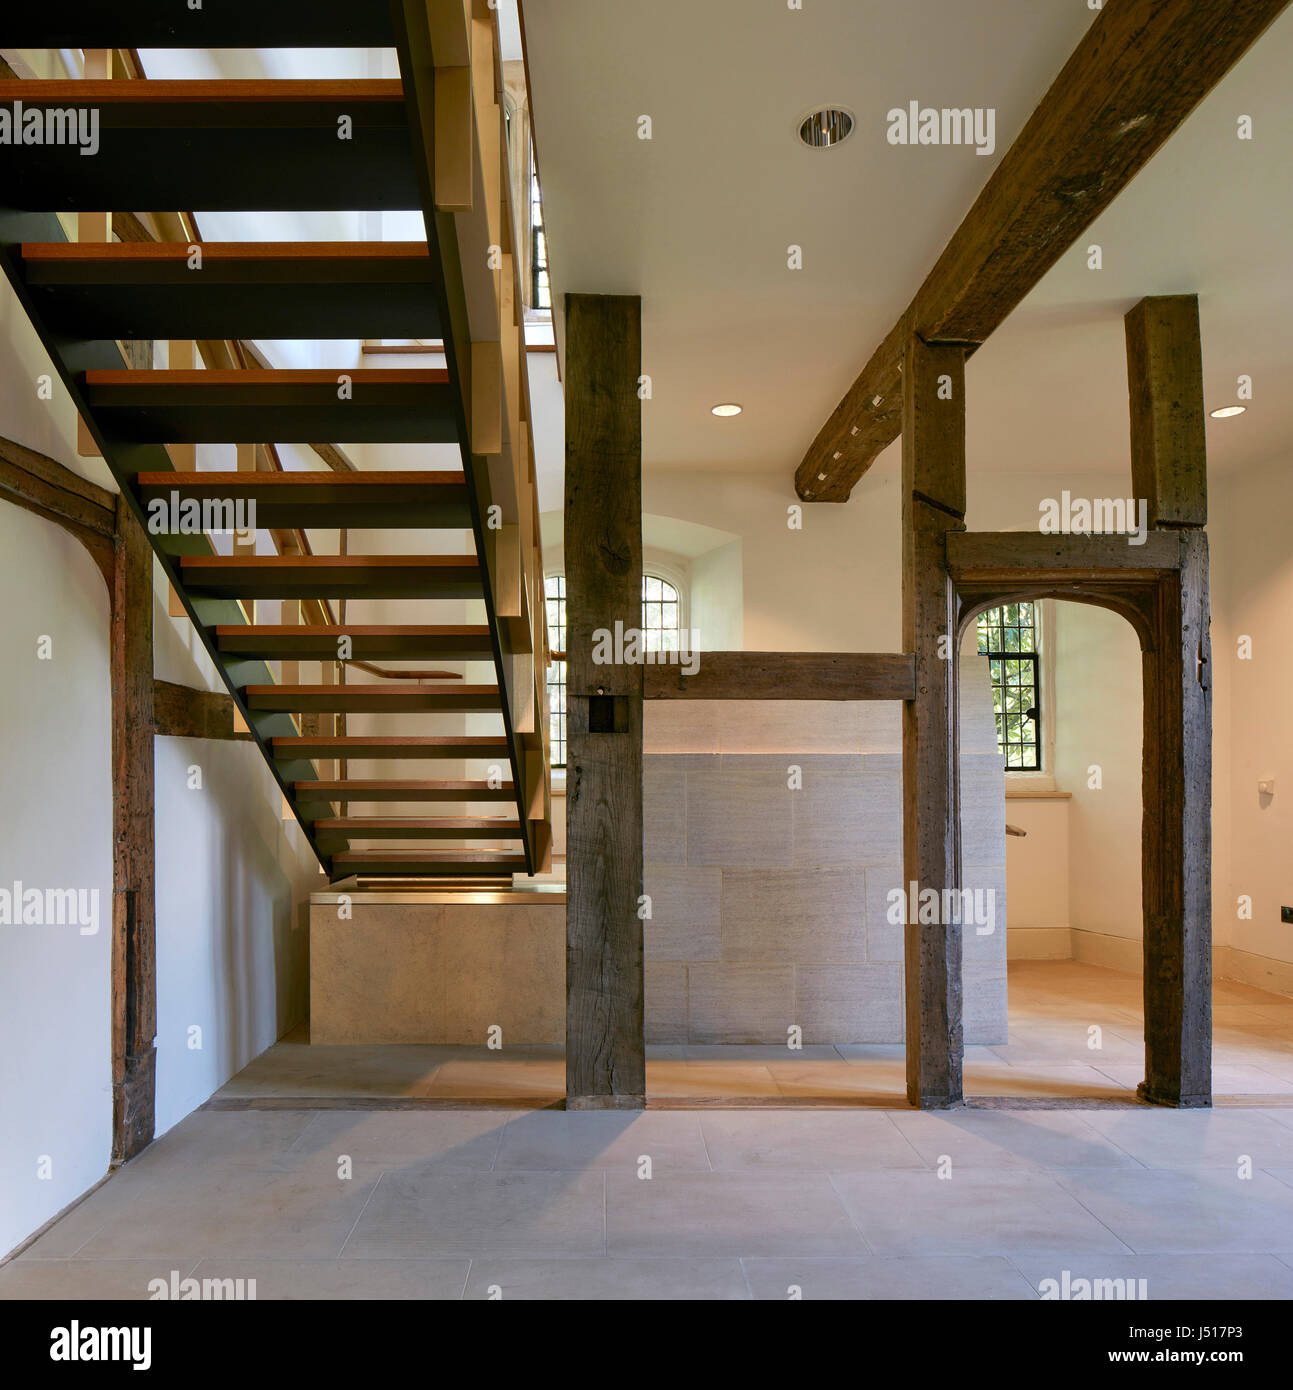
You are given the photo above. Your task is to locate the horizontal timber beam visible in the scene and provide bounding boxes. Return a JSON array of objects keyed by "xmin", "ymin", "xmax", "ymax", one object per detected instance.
[
  {"xmin": 643, "ymin": 652, "xmax": 916, "ymax": 701},
  {"xmin": 152, "ymin": 678, "xmax": 252, "ymax": 742},
  {"xmin": 795, "ymin": 0, "xmax": 1291, "ymax": 502},
  {"xmin": 947, "ymin": 530, "xmax": 1182, "ymax": 583}
]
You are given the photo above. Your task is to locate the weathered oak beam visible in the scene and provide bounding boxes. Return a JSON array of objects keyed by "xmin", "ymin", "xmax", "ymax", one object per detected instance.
[
  {"xmin": 1125, "ymin": 295, "xmax": 1208, "ymax": 527},
  {"xmin": 902, "ymin": 335, "xmax": 966, "ymax": 1108},
  {"xmin": 1141, "ymin": 531, "xmax": 1213, "ymax": 1106},
  {"xmin": 0, "ymin": 432, "xmax": 116, "ymax": 584},
  {"xmin": 796, "ymin": 0, "xmax": 1290, "ymax": 502},
  {"xmin": 111, "ymin": 500, "xmax": 156, "ymax": 1163},
  {"xmin": 152, "ymin": 678, "xmax": 253, "ymax": 742},
  {"xmin": 643, "ymin": 652, "xmax": 916, "ymax": 701},
  {"xmin": 564, "ymin": 293, "xmax": 645, "ymax": 1111},
  {"xmin": 947, "ymin": 530, "xmax": 1182, "ymax": 582},
  {"xmin": 1126, "ymin": 295, "xmax": 1212, "ymax": 1106}
]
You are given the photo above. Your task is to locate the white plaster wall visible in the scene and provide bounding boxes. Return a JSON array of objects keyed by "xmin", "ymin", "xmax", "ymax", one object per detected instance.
[
  {"xmin": 1213, "ymin": 461, "xmax": 1293, "ymax": 981},
  {"xmin": 151, "ymin": 569, "xmax": 322, "ymax": 1133},
  {"xmin": 0, "ymin": 509, "xmax": 113, "ymax": 1258},
  {"xmin": 0, "ymin": 247, "xmax": 115, "ymax": 1256},
  {"xmin": 691, "ymin": 539, "xmax": 744, "ymax": 652},
  {"xmin": 0, "ymin": 261, "xmax": 321, "ymax": 1252},
  {"xmin": 1051, "ymin": 601, "xmax": 1144, "ymax": 946},
  {"xmin": 1003, "ymin": 798, "xmax": 1072, "ymax": 958},
  {"xmin": 643, "ymin": 466, "xmax": 902, "ymax": 652}
]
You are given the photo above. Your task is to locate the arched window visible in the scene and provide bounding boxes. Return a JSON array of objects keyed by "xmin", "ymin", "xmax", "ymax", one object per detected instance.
[
  {"xmin": 976, "ymin": 602, "xmax": 1041, "ymax": 770},
  {"xmin": 544, "ymin": 573, "xmax": 683, "ymax": 769}
]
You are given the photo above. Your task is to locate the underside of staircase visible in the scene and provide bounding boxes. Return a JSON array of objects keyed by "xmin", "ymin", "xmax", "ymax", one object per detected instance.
[{"xmin": 0, "ymin": 0, "xmax": 553, "ymax": 882}]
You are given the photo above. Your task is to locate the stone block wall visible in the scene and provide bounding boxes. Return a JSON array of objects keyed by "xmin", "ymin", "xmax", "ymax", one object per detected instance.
[{"xmin": 643, "ymin": 660, "xmax": 1008, "ymax": 1045}]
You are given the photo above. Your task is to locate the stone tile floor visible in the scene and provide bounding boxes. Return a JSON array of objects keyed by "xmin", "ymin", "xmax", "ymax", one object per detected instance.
[
  {"xmin": 4, "ymin": 962, "xmax": 1293, "ymax": 1300},
  {"xmin": 210, "ymin": 961, "xmax": 1293, "ymax": 1105}
]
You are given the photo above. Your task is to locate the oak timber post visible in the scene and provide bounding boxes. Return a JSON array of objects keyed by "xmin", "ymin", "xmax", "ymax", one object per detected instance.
[
  {"xmin": 110, "ymin": 497, "xmax": 157, "ymax": 1160},
  {"xmin": 563, "ymin": 293, "xmax": 646, "ymax": 1110},
  {"xmin": 1126, "ymin": 295, "xmax": 1212, "ymax": 1106},
  {"xmin": 901, "ymin": 334, "xmax": 966, "ymax": 1107}
]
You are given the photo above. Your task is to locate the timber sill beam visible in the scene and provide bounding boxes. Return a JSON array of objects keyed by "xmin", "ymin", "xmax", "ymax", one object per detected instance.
[
  {"xmin": 644, "ymin": 652, "xmax": 916, "ymax": 701},
  {"xmin": 794, "ymin": 0, "xmax": 1291, "ymax": 502}
]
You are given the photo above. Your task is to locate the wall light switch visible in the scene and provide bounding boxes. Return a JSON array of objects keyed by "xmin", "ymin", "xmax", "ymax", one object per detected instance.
[{"xmin": 1258, "ymin": 779, "xmax": 1276, "ymax": 797}]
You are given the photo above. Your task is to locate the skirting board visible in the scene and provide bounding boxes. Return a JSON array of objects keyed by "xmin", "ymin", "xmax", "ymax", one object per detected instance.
[
  {"xmin": 1214, "ymin": 945, "xmax": 1293, "ymax": 1000},
  {"xmin": 1070, "ymin": 929, "xmax": 1142, "ymax": 973},
  {"xmin": 1007, "ymin": 927, "xmax": 1073, "ymax": 960}
]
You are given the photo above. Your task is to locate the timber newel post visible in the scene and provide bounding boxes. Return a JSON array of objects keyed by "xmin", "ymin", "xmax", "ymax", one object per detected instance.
[
  {"xmin": 901, "ymin": 334, "xmax": 967, "ymax": 1107},
  {"xmin": 564, "ymin": 293, "xmax": 646, "ymax": 1110}
]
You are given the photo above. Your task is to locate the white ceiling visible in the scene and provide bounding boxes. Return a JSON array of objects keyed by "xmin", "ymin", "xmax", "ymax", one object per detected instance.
[{"xmin": 521, "ymin": 0, "xmax": 1293, "ymax": 483}]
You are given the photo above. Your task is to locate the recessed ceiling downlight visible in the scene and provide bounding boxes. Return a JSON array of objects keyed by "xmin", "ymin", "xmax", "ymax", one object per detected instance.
[
  {"xmin": 711, "ymin": 403, "xmax": 743, "ymax": 417},
  {"xmin": 798, "ymin": 106, "xmax": 855, "ymax": 149},
  {"xmin": 1210, "ymin": 405, "xmax": 1246, "ymax": 419}
]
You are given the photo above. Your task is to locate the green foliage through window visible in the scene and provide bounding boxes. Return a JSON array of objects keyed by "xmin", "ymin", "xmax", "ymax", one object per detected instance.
[{"xmin": 976, "ymin": 602, "xmax": 1041, "ymax": 770}]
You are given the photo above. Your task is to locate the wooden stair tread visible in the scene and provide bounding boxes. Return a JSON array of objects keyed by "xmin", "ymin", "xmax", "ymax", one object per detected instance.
[
  {"xmin": 181, "ymin": 555, "xmax": 480, "ymax": 600},
  {"xmin": 319, "ymin": 818, "xmax": 522, "ymax": 827},
  {"xmin": 273, "ymin": 736, "xmax": 511, "ymax": 760},
  {"xmin": 295, "ymin": 780, "xmax": 515, "ymax": 800},
  {"xmin": 215, "ymin": 625, "xmax": 494, "ymax": 660},
  {"xmin": 84, "ymin": 372, "xmax": 457, "ymax": 445},
  {"xmin": 0, "ymin": 81, "xmax": 417, "ymax": 214},
  {"xmin": 316, "ymin": 817, "xmax": 524, "ymax": 836},
  {"xmin": 250, "ymin": 683, "xmax": 499, "ymax": 693},
  {"xmin": 185, "ymin": 556, "xmax": 477, "ymax": 568},
  {"xmin": 23, "ymin": 241, "xmax": 431, "ymax": 264},
  {"xmin": 135, "ymin": 471, "xmax": 469, "ymax": 529},
  {"xmin": 329, "ymin": 850, "xmax": 527, "ymax": 878},
  {"xmin": 3, "ymin": 3, "xmax": 399, "ymax": 48},
  {"xmin": 137, "ymin": 469, "xmax": 464, "ymax": 488},
  {"xmin": 0, "ymin": 79, "xmax": 405, "ymax": 103},
  {"xmin": 23, "ymin": 243, "xmax": 441, "ymax": 340},
  {"xmin": 244, "ymin": 684, "xmax": 502, "ymax": 713},
  {"xmin": 87, "ymin": 369, "xmax": 449, "ymax": 386}
]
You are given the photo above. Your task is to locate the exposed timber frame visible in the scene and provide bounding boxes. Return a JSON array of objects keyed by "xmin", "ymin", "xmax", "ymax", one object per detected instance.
[
  {"xmin": 0, "ymin": 435, "xmax": 160, "ymax": 1157},
  {"xmin": 111, "ymin": 496, "xmax": 157, "ymax": 1159},
  {"xmin": 643, "ymin": 652, "xmax": 915, "ymax": 702},
  {"xmin": 152, "ymin": 679, "xmax": 253, "ymax": 742},
  {"xmin": 795, "ymin": 0, "xmax": 1290, "ymax": 502},
  {"xmin": 901, "ymin": 336, "xmax": 967, "ymax": 1107},
  {"xmin": 932, "ymin": 295, "xmax": 1212, "ymax": 1108},
  {"xmin": 563, "ymin": 292, "xmax": 645, "ymax": 1110}
]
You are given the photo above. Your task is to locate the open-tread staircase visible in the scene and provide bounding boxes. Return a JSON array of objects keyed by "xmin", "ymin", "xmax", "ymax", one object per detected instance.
[{"xmin": 0, "ymin": 1, "xmax": 553, "ymax": 882}]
